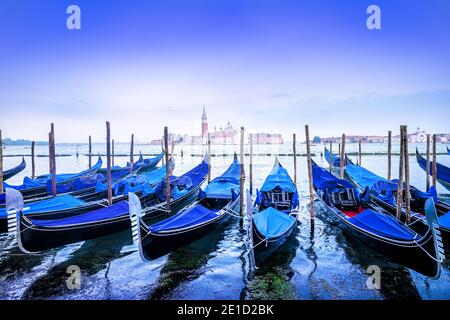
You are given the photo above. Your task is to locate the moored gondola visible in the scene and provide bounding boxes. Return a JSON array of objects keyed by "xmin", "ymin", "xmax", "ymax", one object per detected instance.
[
  {"xmin": 130, "ymin": 154, "xmax": 241, "ymax": 260},
  {"xmin": 2, "ymin": 157, "xmax": 26, "ymax": 181},
  {"xmin": 248, "ymin": 158, "xmax": 299, "ymax": 265},
  {"xmin": 312, "ymin": 160, "xmax": 444, "ymax": 278},
  {"xmin": 8, "ymin": 159, "xmax": 207, "ymax": 253},
  {"xmin": 0, "ymin": 161, "xmax": 173, "ymax": 233},
  {"xmin": 344, "ymin": 159, "xmax": 450, "ymax": 254},
  {"xmin": 416, "ymin": 149, "xmax": 450, "ymax": 192}
]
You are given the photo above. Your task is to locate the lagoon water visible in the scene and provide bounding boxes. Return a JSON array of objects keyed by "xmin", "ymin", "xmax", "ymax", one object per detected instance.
[{"xmin": 1, "ymin": 142, "xmax": 450, "ymax": 300}]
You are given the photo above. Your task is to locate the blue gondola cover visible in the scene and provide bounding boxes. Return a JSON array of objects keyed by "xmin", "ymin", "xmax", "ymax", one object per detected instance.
[
  {"xmin": 253, "ymin": 207, "xmax": 296, "ymax": 239},
  {"xmin": 348, "ymin": 209, "xmax": 416, "ymax": 241},
  {"xmin": 150, "ymin": 205, "xmax": 220, "ymax": 232},
  {"xmin": 204, "ymin": 156, "xmax": 240, "ymax": 199},
  {"xmin": 30, "ymin": 200, "xmax": 129, "ymax": 227}
]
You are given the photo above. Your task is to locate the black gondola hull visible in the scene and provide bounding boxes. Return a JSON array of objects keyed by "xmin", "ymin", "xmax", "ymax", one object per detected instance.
[
  {"xmin": 252, "ymin": 219, "xmax": 298, "ymax": 265},
  {"xmin": 319, "ymin": 203, "xmax": 440, "ymax": 278},
  {"xmin": 18, "ymin": 216, "xmax": 132, "ymax": 252}
]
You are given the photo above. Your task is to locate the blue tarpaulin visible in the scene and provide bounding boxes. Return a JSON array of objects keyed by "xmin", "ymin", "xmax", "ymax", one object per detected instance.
[
  {"xmin": 0, "ymin": 194, "xmax": 86, "ymax": 218},
  {"xmin": 30, "ymin": 200, "xmax": 129, "ymax": 227},
  {"xmin": 312, "ymin": 161, "xmax": 354, "ymax": 193},
  {"xmin": 346, "ymin": 163, "xmax": 438, "ymax": 203},
  {"xmin": 155, "ymin": 160, "xmax": 208, "ymax": 202},
  {"xmin": 260, "ymin": 160, "xmax": 296, "ymax": 193},
  {"xmin": 348, "ymin": 209, "xmax": 416, "ymax": 241},
  {"xmin": 439, "ymin": 211, "xmax": 450, "ymax": 229},
  {"xmin": 4, "ymin": 157, "xmax": 102, "ymax": 191},
  {"xmin": 253, "ymin": 206, "xmax": 296, "ymax": 240},
  {"xmin": 150, "ymin": 204, "xmax": 219, "ymax": 233},
  {"xmin": 205, "ymin": 155, "xmax": 240, "ymax": 199},
  {"xmin": 324, "ymin": 147, "xmax": 352, "ymax": 168}
]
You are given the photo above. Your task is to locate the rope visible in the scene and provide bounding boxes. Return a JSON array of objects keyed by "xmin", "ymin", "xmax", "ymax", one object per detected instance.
[{"xmin": 413, "ymin": 237, "xmax": 443, "ymax": 263}]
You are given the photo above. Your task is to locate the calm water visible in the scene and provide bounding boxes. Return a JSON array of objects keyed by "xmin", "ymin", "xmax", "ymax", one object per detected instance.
[{"xmin": 1, "ymin": 142, "xmax": 450, "ymax": 300}]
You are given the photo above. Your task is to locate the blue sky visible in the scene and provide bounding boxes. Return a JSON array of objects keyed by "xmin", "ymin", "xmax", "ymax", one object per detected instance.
[{"xmin": 0, "ymin": 0, "xmax": 449, "ymax": 142}]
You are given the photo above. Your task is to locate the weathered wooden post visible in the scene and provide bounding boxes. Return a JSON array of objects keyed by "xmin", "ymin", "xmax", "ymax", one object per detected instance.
[
  {"xmin": 358, "ymin": 139, "xmax": 362, "ymax": 166},
  {"xmin": 0, "ymin": 130, "xmax": 3, "ymax": 194},
  {"xmin": 293, "ymin": 133, "xmax": 297, "ymax": 186},
  {"xmin": 239, "ymin": 127, "xmax": 245, "ymax": 215},
  {"xmin": 88, "ymin": 135, "xmax": 92, "ymax": 169},
  {"xmin": 208, "ymin": 133, "xmax": 211, "ymax": 183},
  {"xmin": 31, "ymin": 140, "xmax": 35, "ymax": 179},
  {"xmin": 49, "ymin": 123, "xmax": 56, "ymax": 196},
  {"xmin": 432, "ymin": 134, "xmax": 437, "ymax": 188},
  {"xmin": 329, "ymin": 141, "xmax": 333, "ymax": 173},
  {"xmin": 112, "ymin": 139, "xmax": 115, "ymax": 167},
  {"xmin": 164, "ymin": 127, "xmax": 171, "ymax": 211},
  {"xmin": 305, "ymin": 125, "xmax": 315, "ymax": 220},
  {"xmin": 338, "ymin": 143, "xmax": 341, "ymax": 158},
  {"xmin": 404, "ymin": 126, "xmax": 411, "ymax": 223},
  {"xmin": 387, "ymin": 131, "xmax": 392, "ymax": 180},
  {"xmin": 130, "ymin": 134, "xmax": 134, "ymax": 173},
  {"xmin": 249, "ymin": 133, "xmax": 253, "ymax": 195},
  {"xmin": 106, "ymin": 122, "xmax": 112, "ymax": 206},
  {"xmin": 426, "ymin": 134, "xmax": 431, "ymax": 191},
  {"xmin": 396, "ymin": 126, "xmax": 405, "ymax": 219},
  {"xmin": 340, "ymin": 134, "xmax": 346, "ymax": 179}
]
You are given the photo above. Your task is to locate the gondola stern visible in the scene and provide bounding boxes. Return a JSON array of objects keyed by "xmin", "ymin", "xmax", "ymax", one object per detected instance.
[
  {"xmin": 127, "ymin": 192, "xmax": 150, "ymax": 262},
  {"xmin": 424, "ymin": 198, "xmax": 445, "ymax": 277}
]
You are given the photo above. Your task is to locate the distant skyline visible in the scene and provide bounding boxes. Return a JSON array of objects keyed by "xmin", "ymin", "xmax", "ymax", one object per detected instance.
[{"xmin": 0, "ymin": 0, "xmax": 449, "ymax": 142}]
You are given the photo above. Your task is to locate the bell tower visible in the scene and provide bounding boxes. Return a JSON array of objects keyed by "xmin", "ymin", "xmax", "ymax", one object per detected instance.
[{"xmin": 202, "ymin": 105, "xmax": 208, "ymax": 143}]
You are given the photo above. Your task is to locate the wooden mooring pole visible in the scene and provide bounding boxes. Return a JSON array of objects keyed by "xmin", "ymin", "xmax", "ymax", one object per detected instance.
[
  {"xmin": 239, "ymin": 127, "xmax": 245, "ymax": 216},
  {"xmin": 293, "ymin": 133, "xmax": 297, "ymax": 186},
  {"xmin": 208, "ymin": 133, "xmax": 211, "ymax": 183},
  {"xmin": 426, "ymin": 134, "xmax": 430, "ymax": 191},
  {"xmin": 49, "ymin": 123, "xmax": 56, "ymax": 196},
  {"xmin": 112, "ymin": 139, "xmax": 115, "ymax": 167},
  {"xmin": 387, "ymin": 131, "xmax": 392, "ymax": 180},
  {"xmin": 305, "ymin": 125, "xmax": 315, "ymax": 220},
  {"xmin": 396, "ymin": 126, "xmax": 405, "ymax": 219},
  {"xmin": 340, "ymin": 134, "xmax": 346, "ymax": 179},
  {"xmin": 249, "ymin": 133, "xmax": 253, "ymax": 195},
  {"xmin": 164, "ymin": 127, "xmax": 171, "ymax": 211},
  {"xmin": 88, "ymin": 135, "xmax": 92, "ymax": 169},
  {"xmin": 432, "ymin": 134, "xmax": 437, "ymax": 188},
  {"xmin": 404, "ymin": 126, "xmax": 411, "ymax": 224},
  {"xmin": 106, "ymin": 122, "xmax": 112, "ymax": 206},
  {"xmin": 31, "ymin": 140, "xmax": 35, "ymax": 179},
  {"xmin": 0, "ymin": 130, "xmax": 3, "ymax": 194},
  {"xmin": 130, "ymin": 134, "xmax": 134, "ymax": 173},
  {"xmin": 329, "ymin": 141, "xmax": 333, "ymax": 173},
  {"xmin": 358, "ymin": 139, "xmax": 362, "ymax": 166}
]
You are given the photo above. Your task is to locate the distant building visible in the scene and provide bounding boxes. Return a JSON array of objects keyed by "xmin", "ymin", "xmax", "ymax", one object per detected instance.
[
  {"xmin": 210, "ymin": 121, "xmax": 237, "ymax": 145},
  {"xmin": 201, "ymin": 105, "xmax": 208, "ymax": 144},
  {"xmin": 249, "ymin": 133, "xmax": 284, "ymax": 145},
  {"xmin": 408, "ymin": 127, "xmax": 427, "ymax": 143}
]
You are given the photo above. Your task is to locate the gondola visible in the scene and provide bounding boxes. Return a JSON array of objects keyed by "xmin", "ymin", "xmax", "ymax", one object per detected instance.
[
  {"xmin": 1, "ymin": 153, "xmax": 163, "ymax": 206},
  {"xmin": 324, "ymin": 146, "xmax": 351, "ymax": 168},
  {"xmin": 1, "ymin": 157, "xmax": 103, "ymax": 202},
  {"xmin": 3, "ymin": 157, "xmax": 26, "ymax": 181},
  {"xmin": 0, "ymin": 161, "xmax": 173, "ymax": 233},
  {"xmin": 131, "ymin": 154, "xmax": 241, "ymax": 260},
  {"xmin": 416, "ymin": 149, "xmax": 450, "ymax": 192},
  {"xmin": 8, "ymin": 159, "xmax": 208, "ymax": 253},
  {"xmin": 344, "ymin": 159, "xmax": 450, "ymax": 254},
  {"xmin": 312, "ymin": 160, "xmax": 444, "ymax": 278},
  {"xmin": 249, "ymin": 158, "xmax": 299, "ymax": 265}
]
